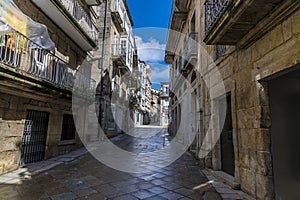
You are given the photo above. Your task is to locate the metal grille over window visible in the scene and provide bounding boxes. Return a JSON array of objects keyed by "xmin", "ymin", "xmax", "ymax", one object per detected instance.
[
  {"xmin": 61, "ymin": 114, "xmax": 76, "ymax": 140},
  {"xmin": 21, "ymin": 110, "xmax": 49, "ymax": 164},
  {"xmin": 204, "ymin": 0, "xmax": 231, "ymax": 36}
]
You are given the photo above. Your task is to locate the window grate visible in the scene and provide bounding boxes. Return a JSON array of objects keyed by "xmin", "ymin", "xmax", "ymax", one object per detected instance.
[
  {"xmin": 21, "ymin": 110, "xmax": 49, "ymax": 164},
  {"xmin": 61, "ymin": 114, "xmax": 76, "ymax": 141}
]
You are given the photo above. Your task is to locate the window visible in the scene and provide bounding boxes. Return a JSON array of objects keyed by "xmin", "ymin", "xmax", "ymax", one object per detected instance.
[
  {"xmin": 123, "ymin": 11, "xmax": 127, "ymax": 28},
  {"xmin": 113, "ymin": 33, "xmax": 118, "ymax": 44},
  {"xmin": 166, "ymin": 87, "xmax": 169, "ymax": 94},
  {"xmin": 121, "ymin": 40, "xmax": 126, "ymax": 57},
  {"xmin": 61, "ymin": 114, "xmax": 76, "ymax": 140},
  {"xmin": 115, "ymin": 0, "xmax": 120, "ymax": 10}
]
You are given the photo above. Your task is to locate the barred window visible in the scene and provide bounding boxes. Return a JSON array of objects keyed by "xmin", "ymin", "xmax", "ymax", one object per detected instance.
[{"xmin": 61, "ymin": 114, "xmax": 76, "ymax": 140}]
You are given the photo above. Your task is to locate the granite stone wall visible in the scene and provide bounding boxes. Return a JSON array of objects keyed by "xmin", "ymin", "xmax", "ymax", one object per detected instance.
[{"xmin": 201, "ymin": 7, "xmax": 300, "ymax": 199}]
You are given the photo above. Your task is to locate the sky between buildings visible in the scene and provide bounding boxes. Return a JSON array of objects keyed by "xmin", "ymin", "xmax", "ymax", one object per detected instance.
[{"xmin": 127, "ymin": 0, "xmax": 172, "ymax": 90}]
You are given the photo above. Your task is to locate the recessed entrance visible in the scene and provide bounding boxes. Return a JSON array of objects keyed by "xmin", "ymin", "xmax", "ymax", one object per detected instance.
[
  {"xmin": 219, "ymin": 94, "xmax": 234, "ymax": 176},
  {"xmin": 269, "ymin": 66, "xmax": 300, "ymax": 200}
]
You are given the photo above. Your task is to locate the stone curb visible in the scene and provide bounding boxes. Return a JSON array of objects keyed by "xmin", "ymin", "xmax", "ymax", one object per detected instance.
[{"xmin": 201, "ymin": 169, "xmax": 255, "ymax": 200}]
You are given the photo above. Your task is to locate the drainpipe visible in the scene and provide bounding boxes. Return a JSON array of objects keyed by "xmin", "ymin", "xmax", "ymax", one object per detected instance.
[
  {"xmin": 100, "ymin": 0, "xmax": 108, "ymax": 75},
  {"xmin": 98, "ymin": 0, "xmax": 109, "ymax": 132}
]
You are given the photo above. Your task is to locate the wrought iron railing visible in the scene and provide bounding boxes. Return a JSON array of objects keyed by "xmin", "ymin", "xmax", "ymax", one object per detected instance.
[
  {"xmin": 183, "ymin": 32, "xmax": 198, "ymax": 65},
  {"xmin": 0, "ymin": 30, "xmax": 96, "ymax": 97},
  {"xmin": 204, "ymin": 0, "xmax": 231, "ymax": 37},
  {"xmin": 58, "ymin": 0, "xmax": 98, "ymax": 42}
]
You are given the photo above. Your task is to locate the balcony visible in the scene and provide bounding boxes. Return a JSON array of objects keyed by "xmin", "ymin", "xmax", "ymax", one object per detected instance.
[
  {"xmin": 174, "ymin": 0, "xmax": 190, "ymax": 12},
  {"xmin": 133, "ymin": 50, "xmax": 138, "ymax": 67},
  {"xmin": 169, "ymin": 9, "xmax": 188, "ymax": 32},
  {"xmin": 160, "ymin": 92, "xmax": 169, "ymax": 98},
  {"xmin": 111, "ymin": 3, "xmax": 124, "ymax": 33},
  {"xmin": 111, "ymin": 44, "xmax": 130, "ymax": 74},
  {"xmin": 32, "ymin": 0, "xmax": 98, "ymax": 51},
  {"xmin": 122, "ymin": 20, "xmax": 130, "ymax": 35},
  {"xmin": 165, "ymin": 0, "xmax": 187, "ymax": 64},
  {"xmin": 164, "ymin": 51, "xmax": 175, "ymax": 64},
  {"xmin": 182, "ymin": 32, "xmax": 198, "ymax": 71},
  {"xmin": 204, "ymin": 0, "xmax": 287, "ymax": 45},
  {"xmin": 84, "ymin": 0, "xmax": 102, "ymax": 6},
  {"xmin": 0, "ymin": 30, "xmax": 96, "ymax": 98}
]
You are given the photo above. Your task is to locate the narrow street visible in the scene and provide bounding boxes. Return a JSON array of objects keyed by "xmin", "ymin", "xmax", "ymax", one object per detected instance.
[
  {"xmin": 0, "ymin": 0, "xmax": 298, "ymax": 199},
  {"xmin": 0, "ymin": 126, "xmax": 223, "ymax": 200}
]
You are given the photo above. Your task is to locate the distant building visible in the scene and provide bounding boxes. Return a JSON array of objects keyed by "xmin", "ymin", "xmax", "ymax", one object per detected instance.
[
  {"xmin": 131, "ymin": 60, "xmax": 159, "ymax": 126},
  {"xmin": 94, "ymin": 0, "xmax": 138, "ymax": 136},
  {"xmin": 144, "ymin": 64, "xmax": 152, "ymax": 124},
  {"xmin": 150, "ymin": 88, "xmax": 160, "ymax": 124},
  {"xmin": 159, "ymin": 82, "xmax": 170, "ymax": 127},
  {"xmin": 130, "ymin": 60, "xmax": 145, "ymax": 126}
]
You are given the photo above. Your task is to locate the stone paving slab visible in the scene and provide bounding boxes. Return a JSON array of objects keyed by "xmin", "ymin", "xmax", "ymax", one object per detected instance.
[
  {"xmin": 201, "ymin": 170, "xmax": 255, "ymax": 200},
  {"xmin": 0, "ymin": 126, "xmax": 250, "ymax": 200},
  {"xmin": 0, "ymin": 148, "xmax": 88, "ymax": 184}
]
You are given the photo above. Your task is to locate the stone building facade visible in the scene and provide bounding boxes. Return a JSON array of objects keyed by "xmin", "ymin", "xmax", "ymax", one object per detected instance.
[
  {"xmin": 159, "ymin": 82, "xmax": 170, "ymax": 127},
  {"xmin": 144, "ymin": 64, "xmax": 153, "ymax": 124},
  {"xmin": 93, "ymin": 0, "xmax": 138, "ymax": 137},
  {"xmin": 150, "ymin": 88, "xmax": 160, "ymax": 124},
  {"xmin": 166, "ymin": 0, "xmax": 300, "ymax": 199},
  {"xmin": 131, "ymin": 60, "xmax": 158, "ymax": 126},
  {"xmin": 0, "ymin": 0, "xmax": 100, "ymax": 175},
  {"xmin": 131, "ymin": 60, "xmax": 146, "ymax": 126}
]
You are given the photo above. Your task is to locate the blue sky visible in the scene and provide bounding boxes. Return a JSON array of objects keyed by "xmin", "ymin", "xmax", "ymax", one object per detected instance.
[
  {"xmin": 127, "ymin": 0, "xmax": 172, "ymax": 29},
  {"xmin": 127, "ymin": 0, "xmax": 172, "ymax": 90}
]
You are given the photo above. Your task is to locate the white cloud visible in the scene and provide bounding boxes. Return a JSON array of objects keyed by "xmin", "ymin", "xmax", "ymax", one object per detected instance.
[
  {"xmin": 150, "ymin": 63, "xmax": 169, "ymax": 84},
  {"xmin": 135, "ymin": 36, "xmax": 166, "ymax": 62}
]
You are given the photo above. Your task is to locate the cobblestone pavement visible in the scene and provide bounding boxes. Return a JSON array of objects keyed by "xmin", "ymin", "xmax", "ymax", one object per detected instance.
[{"xmin": 0, "ymin": 126, "xmax": 230, "ymax": 200}]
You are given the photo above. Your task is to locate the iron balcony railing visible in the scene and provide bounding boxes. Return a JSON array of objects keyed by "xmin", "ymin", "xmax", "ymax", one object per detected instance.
[
  {"xmin": 58, "ymin": 0, "xmax": 98, "ymax": 42},
  {"xmin": 0, "ymin": 30, "xmax": 96, "ymax": 96},
  {"xmin": 183, "ymin": 32, "xmax": 198, "ymax": 65},
  {"xmin": 204, "ymin": 0, "xmax": 232, "ymax": 37}
]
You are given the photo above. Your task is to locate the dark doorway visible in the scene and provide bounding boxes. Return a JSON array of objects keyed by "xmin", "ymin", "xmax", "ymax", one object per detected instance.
[
  {"xmin": 269, "ymin": 67, "xmax": 300, "ymax": 200},
  {"xmin": 21, "ymin": 110, "xmax": 49, "ymax": 164},
  {"xmin": 219, "ymin": 94, "xmax": 234, "ymax": 176}
]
